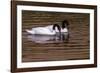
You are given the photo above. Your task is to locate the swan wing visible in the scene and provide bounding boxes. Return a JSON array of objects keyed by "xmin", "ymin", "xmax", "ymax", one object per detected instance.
[
  {"xmin": 34, "ymin": 28, "xmax": 55, "ymax": 35},
  {"xmin": 32, "ymin": 27, "xmax": 55, "ymax": 35},
  {"xmin": 26, "ymin": 29, "xmax": 35, "ymax": 34},
  {"xmin": 45, "ymin": 25, "xmax": 53, "ymax": 31},
  {"xmin": 26, "ymin": 25, "xmax": 55, "ymax": 35}
]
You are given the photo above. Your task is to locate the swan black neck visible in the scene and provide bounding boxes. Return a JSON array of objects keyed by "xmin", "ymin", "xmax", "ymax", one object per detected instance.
[
  {"xmin": 62, "ymin": 20, "xmax": 69, "ymax": 29},
  {"xmin": 53, "ymin": 24, "xmax": 61, "ymax": 31}
]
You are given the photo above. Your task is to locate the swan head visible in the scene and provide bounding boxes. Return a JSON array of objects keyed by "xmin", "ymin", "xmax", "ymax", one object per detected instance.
[
  {"xmin": 61, "ymin": 20, "xmax": 69, "ymax": 32},
  {"xmin": 53, "ymin": 24, "xmax": 61, "ymax": 32}
]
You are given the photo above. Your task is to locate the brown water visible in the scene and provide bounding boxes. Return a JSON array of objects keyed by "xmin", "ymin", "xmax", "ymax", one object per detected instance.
[
  {"xmin": 25, "ymin": 32, "xmax": 69, "ymax": 44},
  {"xmin": 22, "ymin": 10, "xmax": 90, "ymax": 62},
  {"xmin": 22, "ymin": 31, "xmax": 89, "ymax": 62}
]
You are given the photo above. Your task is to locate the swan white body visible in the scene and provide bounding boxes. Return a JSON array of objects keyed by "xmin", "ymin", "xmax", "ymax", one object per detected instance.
[{"xmin": 26, "ymin": 25, "xmax": 68, "ymax": 35}]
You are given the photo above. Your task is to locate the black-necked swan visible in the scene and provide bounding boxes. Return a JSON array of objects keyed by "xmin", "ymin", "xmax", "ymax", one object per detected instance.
[
  {"xmin": 26, "ymin": 20, "xmax": 69, "ymax": 35},
  {"xmin": 61, "ymin": 20, "xmax": 69, "ymax": 33}
]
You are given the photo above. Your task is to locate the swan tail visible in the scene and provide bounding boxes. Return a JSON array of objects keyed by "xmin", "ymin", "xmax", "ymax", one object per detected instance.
[{"xmin": 26, "ymin": 29, "xmax": 35, "ymax": 34}]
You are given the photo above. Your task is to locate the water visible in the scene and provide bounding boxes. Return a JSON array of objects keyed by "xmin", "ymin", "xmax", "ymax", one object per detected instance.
[
  {"xmin": 22, "ymin": 31, "xmax": 89, "ymax": 62},
  {"xmin": 22, "ymin": 11, "xmax": 90, "ymax": 62},
  {"xmin": 26, "ymin": 32, "xmax": 69, "ymax": 44}
]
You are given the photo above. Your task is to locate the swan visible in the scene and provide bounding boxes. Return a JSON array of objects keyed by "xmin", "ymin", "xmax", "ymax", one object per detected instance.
[
  {"xmin": 26, "ymin": 24, "xmax": 60, "ymax": 35},
  {"xmin": 61, "ymin": 20, "xmax": 69, "ymax": 33},
  {"xmin": 26, "ymin": 20, "xmax": 69, "ymax": 35}
]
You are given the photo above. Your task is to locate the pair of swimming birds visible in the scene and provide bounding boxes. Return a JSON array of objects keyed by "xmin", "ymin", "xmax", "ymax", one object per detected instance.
[{"xmin": 26, "ymin": 20, "xmax": 69, "ymax": 35}]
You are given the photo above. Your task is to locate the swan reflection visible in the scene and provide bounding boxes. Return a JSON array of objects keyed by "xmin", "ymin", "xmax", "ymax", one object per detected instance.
[{"xmin": 27, "ymin": 33, "xmax": 69, "ymax": 44}]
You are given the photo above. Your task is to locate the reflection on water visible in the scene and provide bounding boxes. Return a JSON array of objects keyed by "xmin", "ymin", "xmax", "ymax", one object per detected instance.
[{"xmin": 27, "ymin": 33, "xmax": 69, "ymax": 44}]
